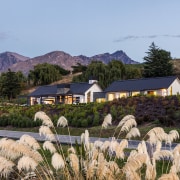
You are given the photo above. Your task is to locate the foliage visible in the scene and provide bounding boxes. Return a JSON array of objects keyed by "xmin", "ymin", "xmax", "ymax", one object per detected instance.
[
  {"xmin": 143, "ymin": 42, "xmax": 174, "ymax": 77},
  {"xmin": 28, "ymin": 63, "xmax": 70, "ymax": 86},
  {"xmin": 0, "ymin": 69, "xmax": 23, "ymax": 100},
  {"xmin": 73, "ymin": 60, "xmax": 127, "ymax": 89},
  {"xmin": 71, "ymin": 63, "xmax": 87, "ymax": 73}
]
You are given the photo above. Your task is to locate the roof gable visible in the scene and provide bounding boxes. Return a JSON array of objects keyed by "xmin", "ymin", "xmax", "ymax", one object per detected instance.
[{"xmin": 105, "ymin": 76, "xmax": 178, "ymax": 92}]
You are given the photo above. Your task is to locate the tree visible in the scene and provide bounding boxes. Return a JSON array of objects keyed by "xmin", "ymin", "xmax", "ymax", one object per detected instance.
[
  {"xmin": 0, "ymin": 69, "xmax": 21, "ymax": 100},
  {"xmin": 28, "ymin": 63, "xmax": 70, "ymax": 86},
  {"xmin": 143, "ymin": 42, "xmax": 174, "ymax": 77}
]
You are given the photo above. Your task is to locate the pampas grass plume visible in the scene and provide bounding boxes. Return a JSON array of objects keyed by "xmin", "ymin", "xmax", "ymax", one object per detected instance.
[
  {"xmin": 19, "ymin": 134, "xmax": 40, "ymax": 150},
  {"xmin": 39, "ymin": 125, "xmax": 56, "ymax": 141},
  {"xmin": 51, "ymin": 152, "xmax": 65, "ymax": 170},
  {"xmin": 126, "ymin": 127, "xmax": 141, "ymax": 139},
  {"xmin": 102, "ymin": 113, "xmax": 112, "ymax": 128},
  {"xmin": 120, "ymin": 118, "xmax": 137, "ymax": 132},
  {"xmin": 69, "ymin": 153, "xmax": 79, "ymax": 176},
  {"xmin": 0, "ymin": 156, "xmax": 15, "ymax": 179},
  {"xmin": 57, "ymin": 116, "xmax": 68, "ymax": 127},
  {"xmin": 117, "ymin": 115, "xmax": 135, "ymax": 127},
  {"xmin": 17, "ymin": 156, "xmax": 38, "ymax": 172},
  {"xmin": 43, "ymin": 141, "xmax": 57, "ymax": 154}
]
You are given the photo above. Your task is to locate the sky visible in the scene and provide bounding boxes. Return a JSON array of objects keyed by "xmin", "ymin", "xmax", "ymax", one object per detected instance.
[{"xmin": 1, "ymin": 0, "xmax": 180, "ymax": 63}]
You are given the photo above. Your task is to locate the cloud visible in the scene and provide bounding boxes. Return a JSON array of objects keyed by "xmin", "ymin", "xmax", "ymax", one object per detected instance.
[
  {"xmin": 0, "ymin": 32, "xmax": 8, "ymax": 41},
  {"xmin": 114, "ymin": 34, "xmax": 180, "ymax": 42}
]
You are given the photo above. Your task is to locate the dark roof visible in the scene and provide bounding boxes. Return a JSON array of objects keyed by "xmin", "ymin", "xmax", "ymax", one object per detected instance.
[
  {"xmin": 28, "ymin": 85, "xmax": 57, "ymax": 97},
  {"xmin": 105, "ymin": 76, "xmax": 178, "ymax": 92},
  {"xmin": 69, "ymin": 82, "xmax": 93, "ymax": 95},
  {"xmin": 28, "ymin": 82, "xmax": 96, "ymax": 97},
  {"xmin": 93, "ymin": 92, "xmax": 106, "ymax": 101}
]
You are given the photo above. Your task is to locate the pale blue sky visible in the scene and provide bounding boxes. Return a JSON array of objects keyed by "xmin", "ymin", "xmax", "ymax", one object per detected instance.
[{"xmin": 1, "ymin": 0, "xmax": 180, "ymax": 62}]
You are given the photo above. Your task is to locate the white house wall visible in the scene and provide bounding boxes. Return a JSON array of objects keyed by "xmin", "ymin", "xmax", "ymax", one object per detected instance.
[
  {"xmin": 85, "ymin": 84, "xmax": 102, "ymax": 103},
  {"xmin": 167, "ymin": 78, "xmax": 180, "ymax": 95}
]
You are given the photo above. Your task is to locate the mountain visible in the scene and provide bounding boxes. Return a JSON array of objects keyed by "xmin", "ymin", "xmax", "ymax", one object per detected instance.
[
  {"xmin": 90, "ymin": 50, "xmax": 138, "ymax": 64},
  {"xmin": 0, "ymin": 52, "xmax": 29, "ymax": 71},
  {"xmin": 0, "ymin": 50, "xmax": 139, "ymax": 75}
]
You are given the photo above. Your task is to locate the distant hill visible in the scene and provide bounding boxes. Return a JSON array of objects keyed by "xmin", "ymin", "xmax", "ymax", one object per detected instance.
[
  {"xmin": 0, "ymin": 50, "xmax": 139, "ymax": 75},
  {"xmin": 0, "ymin": 52, "xmax": 29, "ymax": 71}
]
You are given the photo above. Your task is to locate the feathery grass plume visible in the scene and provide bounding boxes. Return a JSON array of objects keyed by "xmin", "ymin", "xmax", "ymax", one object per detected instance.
[
  {"xmin": 84, "ymin": 129, "xmax": 90, "ymax": 151},
  {"xmin": 0, "ymin": 156, "xmax": 15, "ymax": 179},
  {"xmin": 126, "ymin": 127, "xmax": 141, "ymax": 139},
  {"xmin": 147, "ymin": 132, "xmax": 161, "ymax": 146},
  {"xmin": 80, "ymin": 133, "xmax": 85, "ymax": 144},
  {"xmin": 102, "ymin": 113, "xmax": 112, "ymax": 129},
  {"xmin": 137, "ymin": 140, "xmax": 148, "ymax": 155},
  {"xmin": 172, "ymin": 155, "xmax": 180, "ymax": 173},
  {"xmin": 39, "ymin": 125, "xmax": 56, "ymax": 141},
  {"xmin": 117, "ymin": 114, "xmax": 135, "ymax": 128},
  {"xmin": 17, "ymin": 156, "xmax": 38, "ymax": 172},
  {"xmin": 57, "ymin": 116, "xmax": 68, "ymax": 127},
  {"xmin": 51, "ymin": 152, "xmax": 65, "ymax": 170},
  {"xmin": 109, "ymin": 138, "xmax": 119, "ymax": 155},
  {"xmin": 34, "ymin": 111, "xmax": 46, "ymax": 121},
  {"xmin": 153, "ymin": 150, "xmax": 173, "ymax": 161},
  {"xmin": 69, "ymin": 153, "xmax": 79, "ymax": 176},
  {"xmin": 145, "ymin": 162, "xmax": 156, "ymax": 180},
  {"xmin": 94, "ymin": 140, "xmax": 104, "ymax": 149},
  {"xmin": 115, "ymin": 139, "xmax": 128, "ymax": 159},
  {"xmin": 107, "ymin": 161, "xmax": 120, "ymax": 178},
  {"xmin": 19, "ymin": 134, "xmax": 40, "ymax": 150},
  {"xmin": 165, "ymin": 130, "xmax": 179, "ymax": 145},
  {"xmin": 34, "ymin": 111, "xmax": 54, "ymax": 127},
  {"xmin": 146, "ymin": 127, "xmax": 166, "ymax": 142},
  {"xmin": 101, "ymin": 141, "xmax": 111, "ymax": 152},
  {"xmin": 158, "ymin": 172, "xmax": 179, "ymax": 180},
  {"xmin": 170, "ymin": 165, "xmax": 177, "ymax": 174},
  {"xmin": 12, "ymin": 141, "xmax": 43, "ymax": 163},
  {"xmin": 0, "ymin": 138, "xmax": 21, "ymax": 160},
  {"xmin": 68, "ymin": 146, "xmax": 76, "ymax": 154},
  {"xmin": 43, "ymin": 141, "xmax": 57, "ymax": 154},
  {"xmin": 120, "ymin": 118, "xmax": 137, "ymax": 133},
  {"xmin": 123, "ymin": 153, "xmax": 148, "ymax": 180},
  {"xmin": 83, "ymin": 159, "xmax": 97, "ymax": 179},
  {"xmin": 96, "ymin": 152, "xmax": 109, "ymax": 179}
]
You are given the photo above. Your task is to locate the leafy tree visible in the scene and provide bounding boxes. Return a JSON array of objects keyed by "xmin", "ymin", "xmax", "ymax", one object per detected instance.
[
  {"xmin": 0, "ymin": 69, "xmax": 21, "ymax": 100},
  {"xmin": 71, "ymin": 63, "xmax": 87, "ymax": 73},
  {"xmin": 125, "ymin": 64, "xmax": 143, "ymax": 79},
  {"xmin": 28, "ymin": 63, "xmax": 70, "ymax": 86},
  {"xmin": 143, "ymin": 42, "xmax": 174, "ymax": 77},
  {"xmin": 73, "ymin": 60, "xmax": 126, "ymax": 89}
]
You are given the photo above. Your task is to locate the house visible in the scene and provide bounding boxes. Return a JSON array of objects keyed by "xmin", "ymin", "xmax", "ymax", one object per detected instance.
[
  {"xmin": 27, "ymin": 79, "xmax": 103, "ymax": 105},
  {"xmin": 105, "ymin": 76, "xmax": 180, "ymax": 101}
]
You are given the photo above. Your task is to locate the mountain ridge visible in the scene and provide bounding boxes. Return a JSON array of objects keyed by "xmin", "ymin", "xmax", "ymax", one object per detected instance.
[{"xmin": 0, "ymin": 50, "xmax": 139, "ymax": 75}]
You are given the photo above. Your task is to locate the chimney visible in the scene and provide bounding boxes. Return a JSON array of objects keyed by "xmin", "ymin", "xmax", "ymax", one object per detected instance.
[{"xmin": 88, "ymin": 76, "xmax": 98, "ymax": 84}]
